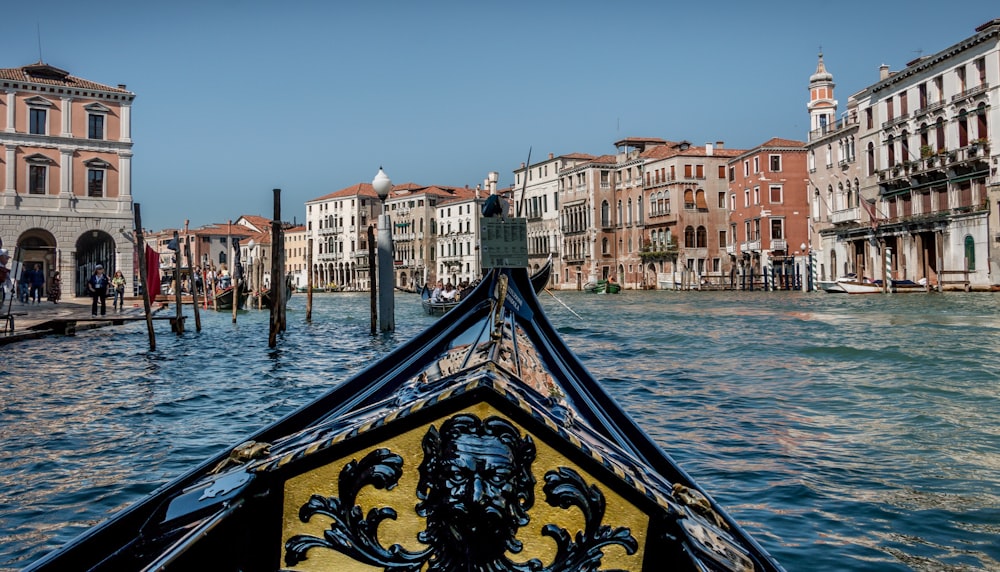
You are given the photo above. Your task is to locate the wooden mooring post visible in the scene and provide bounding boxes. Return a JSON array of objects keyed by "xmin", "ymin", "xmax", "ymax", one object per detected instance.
[
  {"xmin": 133, "ymin": 204, "xmax": 156, "ymax": 350},
  {"xmin": 184, "ymin": 235, "xmax": 202, "ymax": 332},
  {"xmin": 171, "ymin": 231, "xmax": 184, "ymax": 334},
  {"xmin": 306, "ymin": 238, "xmax": 313, "ymax": 323},
  {"xmin": 269, "ymin": 188, "xmax": 285, "ymax": 348}
]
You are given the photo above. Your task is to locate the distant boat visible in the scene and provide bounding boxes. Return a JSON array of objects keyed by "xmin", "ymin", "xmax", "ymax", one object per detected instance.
[
  {"xmin": 585, "ymin": 279, "xmax": 621, "ymax": 294},
  {"xmin": 832, "ymin": 278, "xmax": 928, "ymax": 294},
  {"xmin": 420, "ymin": 284, "xmax": 461, "ymax": 315}
]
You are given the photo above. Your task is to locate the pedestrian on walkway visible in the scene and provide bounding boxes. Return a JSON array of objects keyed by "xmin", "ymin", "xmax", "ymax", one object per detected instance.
[
  {"xmin": 0, "ymin": 249, "xmax": 10, "ymax": 305},
  {"xmin": 111, "ymin": 270, "xmax": 126, "ymax": 311},
  {"xmin": 28, "ymin": 263, "xmax": 45, "ymax": 303},
  {"xmin": 48, "ymin": 271, "xmax": 61, "ymax": 304},
  {"xmin": 87, "ymin": 264, "xmax": 110, "ymax": 316}
]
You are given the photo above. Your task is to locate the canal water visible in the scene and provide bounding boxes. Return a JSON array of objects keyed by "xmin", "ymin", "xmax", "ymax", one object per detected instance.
[{"xmin": 1, "ymin": 290, "xmax": 998, "ymax": 571}]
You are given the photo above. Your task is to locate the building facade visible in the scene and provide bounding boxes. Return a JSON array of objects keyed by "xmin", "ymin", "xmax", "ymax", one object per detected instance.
[
  {"xmin": 823, "ymin": 19, "xmax": 999, "ymax": 290},
  {"xmin": 1, "ymin": 62, "xmax": 135, "ymax": 296},
  {"xmin": 728, "ymin": 138, "xmax": 810, "ymax": 288},
  {"xmin": 306, "ymin": 183, "xmax": 381, "ymax": 291}
]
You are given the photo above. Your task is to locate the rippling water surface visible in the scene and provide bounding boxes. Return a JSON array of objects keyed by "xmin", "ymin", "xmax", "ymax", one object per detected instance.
[{"xmin": 1, "ymin": 291, "xmax": 998, "ymax": 571}]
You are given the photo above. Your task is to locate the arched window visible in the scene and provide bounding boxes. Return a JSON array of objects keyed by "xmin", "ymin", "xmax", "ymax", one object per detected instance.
[
  {"xmin": 695, "ymin": 189, "xmax": 707, "ymax": 210},
  {"xmin": 627, "ymin": 198, "xmax": 633, "ymax": 225},
  {"xmin": 684, "ymin": 189, "xmax": 694, "ymax": 209},
  {"xmin": 900, "ymin": 130, "xmax": 910, "ymax": 162},
  {"xmin": 887, "ymin": 134, "xmax": 896, "ymax": 166},
  {"xmin": 935, "ymin": 117, "xmax": 946, "ymax": 151},
  {"xmin": 602, "ymin": 237, "xmax": 609, "ymax": 254},
  {"xmin": 601, "ymin": 200, "xmax": 610, "ymax": 227},
  {"xmin": 696, "ymin": 226, "xmax": 707, "ymax": 248},
  {"xmin": 616, "ymin": 200, "xmax": 623, "ymax": 226},
  {"xmin": 684, "ymin": 226, "xmax": 695, "ymax": 247}
]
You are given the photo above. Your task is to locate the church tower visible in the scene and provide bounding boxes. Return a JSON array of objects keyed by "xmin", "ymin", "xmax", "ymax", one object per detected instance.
[{"xmin": 807, "ymin": 53, "xmax": 838, "ymax": 135}]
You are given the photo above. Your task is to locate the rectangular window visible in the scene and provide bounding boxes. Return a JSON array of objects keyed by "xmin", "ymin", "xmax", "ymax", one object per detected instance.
[
  {"xmin": 770, "ymin": 219, "xmax": 783, "ymax": 239},
  {"xmin": 744, "ymin": 189, "xmax": 750, "ymax": 207},
  {"xmin": 718, "ymin": 192, "xmax": 726, "ymax": 208},
  {"xmin": 718, "ymin": 165, "xmax": 726, "ymax": 178},
  {"xmin": 753, "ymin": 187, "xmax": 760, "ymax": 205},
  {"xmin": 88, "ymin": 114, "xmax": 105, "ymax": 139},
  {"xmin": 29, "ymin": 165, "xmax": 46, "ymax": 194},
  {"xmin": 769, "ymin": 185, "xmax": 782, "ymax": 203},
  {"xmin": 695, "ymin": 165, "xmax": 704, "ymax": 178},
  {"xmin": 753, "ymin": 157, "xmax": 760, "ymax": 173},
  {"xmin": 30, "ymin": 108, "xmax": 46, "ymax": 134},
  {"xmin": 684, "ymin": 164, "xmax": 692, "ymax": 178},
  {"xmin": 866, "ymin": 108, "xmax": 873, "ymax": 129},
  {"xmin": 769, "ymin": 155, "xmax": 781, "ymax": 171},
  {"xmin": 728, "ymin": 166, "xmax": 735, "ymax": 181},
  {"xmin": 88, "ymin": 169, "xmax": 105, "ymax": 197}
]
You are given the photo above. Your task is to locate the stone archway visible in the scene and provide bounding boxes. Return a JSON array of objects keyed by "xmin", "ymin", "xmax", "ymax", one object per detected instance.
[
  {"xmin": 17, "ymin": 228, "xmax": 58, "ymax": 299},
  {"xmin": 645, "ymin": 263, "xmax": 658, "ymax": 290},
  {"xmin": 74, "ymin": 230, "xmax": 116, "ymax": 296}
]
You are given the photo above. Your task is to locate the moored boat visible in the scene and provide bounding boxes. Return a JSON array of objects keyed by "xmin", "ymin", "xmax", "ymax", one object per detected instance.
[
  {"xmin": 211, "ymin": 285, "xmax": 249, "ymax": 310},
  {"xmin": 26, "ymin": 230, "xmax": 782, "ymax": 571},
  {"xmin": 828, "ymin": 278, "xmax": 928, "ymax": 294}
]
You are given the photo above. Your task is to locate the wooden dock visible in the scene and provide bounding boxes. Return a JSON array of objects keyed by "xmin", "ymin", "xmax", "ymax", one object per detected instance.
[{"xmin": 1, "ymin": 298, "xmax": 182, "ymax": 345}]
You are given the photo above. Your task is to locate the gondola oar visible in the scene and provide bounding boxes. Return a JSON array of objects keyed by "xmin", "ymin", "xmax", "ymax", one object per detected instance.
[{"xmin": 545, "ymin": 287, "xmax": 582, "ymax": 319}]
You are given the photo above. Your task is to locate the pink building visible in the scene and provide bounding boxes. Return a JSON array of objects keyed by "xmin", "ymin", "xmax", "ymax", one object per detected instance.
[{"xmin": 1, "ymin": 62, "xmax": 135, "ymax": 296}]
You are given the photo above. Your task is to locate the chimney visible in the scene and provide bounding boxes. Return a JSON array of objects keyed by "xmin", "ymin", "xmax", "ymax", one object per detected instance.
[
  {"xmin": 705, "ymin": 143, "xmax": 714, "ymax": 156},
  {"xmin": 548, "ymin": 153, "xmax": 554, "ymax": 160},
  {"xmin": 117, "ymin": 84, "xmax": 126, "ymax": 89},
  {"xmin": 879, "ymin": 64, "xmax": 890, "ymax": 80},
  {"xmin": 715, "ymin": 141, "xmax": 724, "ymax": 149}
]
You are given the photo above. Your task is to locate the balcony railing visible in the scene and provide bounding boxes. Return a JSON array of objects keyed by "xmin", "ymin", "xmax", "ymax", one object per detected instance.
[
  {"xmin": 882, "ymin": 112, "xmax": 910, "ymax": 130},
  {"xmin": 770, "ymin": 239, "xmax": 787, "ymax": 252},
  {"xmin": 951, "ymin": 83, "xmax": 989, "ymax": 102},
  {"xmin": 830, "ymin": 207, "xmax": 860, "ymax": 224}
]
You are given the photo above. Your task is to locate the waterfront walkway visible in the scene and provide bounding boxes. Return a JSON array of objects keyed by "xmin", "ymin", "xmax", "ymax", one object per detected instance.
[{"xmin": 0, "ymin": 297, "xmax": 166, "ymax": 345}]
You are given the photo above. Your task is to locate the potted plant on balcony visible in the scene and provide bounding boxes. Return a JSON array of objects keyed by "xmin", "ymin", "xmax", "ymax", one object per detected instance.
[{"xmin": 920, "ymin": 145, "xmax": 933, "ymax": 158}]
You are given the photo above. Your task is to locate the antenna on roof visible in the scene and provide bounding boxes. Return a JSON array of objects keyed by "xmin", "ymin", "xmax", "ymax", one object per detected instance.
[{"xmin": 36, "ymin": 22, "xmax": 43, "ymax": 63}]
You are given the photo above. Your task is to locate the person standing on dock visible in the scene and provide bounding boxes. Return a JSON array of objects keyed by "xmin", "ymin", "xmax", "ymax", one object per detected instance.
[
  {"xmin": 48, "ymin": 271, "xmax": 61, "ymax": 304},
  {"xmin": 87, "ymin": 264, "xmax": 110, "ymax": 316},
  {"xmin": 28, "ymin": 263, "xmax": 45, "ymax": 304},
  {"xmin": 111, "ymin": 270, "xmax": 127, "ymax": 311},
  {"xmin": 0, "ymin": 249, "xmax": 10, "ymax": 304}
]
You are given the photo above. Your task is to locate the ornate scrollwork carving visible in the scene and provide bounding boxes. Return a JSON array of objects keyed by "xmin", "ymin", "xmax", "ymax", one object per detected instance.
[{"xmin": 284, "ymin": 415, "xmax": 637, "ymax": 571}]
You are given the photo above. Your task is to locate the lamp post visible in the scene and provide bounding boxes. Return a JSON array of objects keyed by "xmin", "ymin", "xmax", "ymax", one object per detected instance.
[
  {"xmin": 801, "ymin": 242, "xmax": 812, "ymax": 292},
  {"xmin": 372, "ymin": 167, "xmax": 394, "ymax": 332}
]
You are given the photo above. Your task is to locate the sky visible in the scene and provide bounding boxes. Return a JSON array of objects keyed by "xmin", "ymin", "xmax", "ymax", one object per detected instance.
[{"xmin": 2, "ymin": 1, "xmax": 996, "ymax": 231}]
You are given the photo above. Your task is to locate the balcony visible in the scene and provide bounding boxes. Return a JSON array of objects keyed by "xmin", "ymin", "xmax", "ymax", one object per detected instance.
[
  {"xmin": 808, "ymin": 114, "xmax": 859, "ymax": 141},
  {"xmin": 951, "ymin": 83, "xmax": 989, "ymax": 103},
  {"xmin": 725, "ymin": 244, "xmax": 735, "ymax": 255},
  {"xmin": 882, "ymin": 112, "xmax": 910, "ymax": 130},
  {"xmin": 830, "ymin": 207, "xmax": 860, "ymax": 224},
  {"xmin": 741, "ymin": 240, "xmax": 761, "ymax": 252},
  {"xmin": 770, "ymin": 239, "xmax": 787, "ymax": 252}
]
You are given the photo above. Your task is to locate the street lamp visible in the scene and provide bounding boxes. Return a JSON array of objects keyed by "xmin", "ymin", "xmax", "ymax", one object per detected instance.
[
  {"xmin": 372, "ymin": 167, "xmax": 394, "ymax": 331},
  {"xmin": 801, "ymin": 242, "xmax": 812, "ymax": 292}
]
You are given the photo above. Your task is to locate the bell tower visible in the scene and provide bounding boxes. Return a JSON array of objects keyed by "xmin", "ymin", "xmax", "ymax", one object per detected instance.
[{"xmin": 807, "ymin": 52, "xmax": 838, "ymax": 135}]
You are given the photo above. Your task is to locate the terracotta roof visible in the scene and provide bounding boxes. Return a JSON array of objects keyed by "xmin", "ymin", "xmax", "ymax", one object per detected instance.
[
  {"xmin": 285, "ymin": 225, "xmax": 306, "ymax": 233},
  {"xmin": 759, "ymin": 137, "xmax": 807, "ymax": 149},
  {"xmin": 0, "ymin": 62, "xmax": 133, "ymax": 95},
  {"xmin": 307, "ymin": 182, "xmax": 382, "ymax": 203}
]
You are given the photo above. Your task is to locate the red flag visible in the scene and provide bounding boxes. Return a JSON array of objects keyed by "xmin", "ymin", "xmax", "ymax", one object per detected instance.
[{"xmin": 145, "ymin": 245, "xmax": 161, "ymax": 298}]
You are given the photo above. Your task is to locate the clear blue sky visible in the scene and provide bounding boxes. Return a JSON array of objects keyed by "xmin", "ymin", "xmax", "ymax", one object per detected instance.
[{"xmin": 3, "ymin": 1, "xmax": 995, "ymax": 231}]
